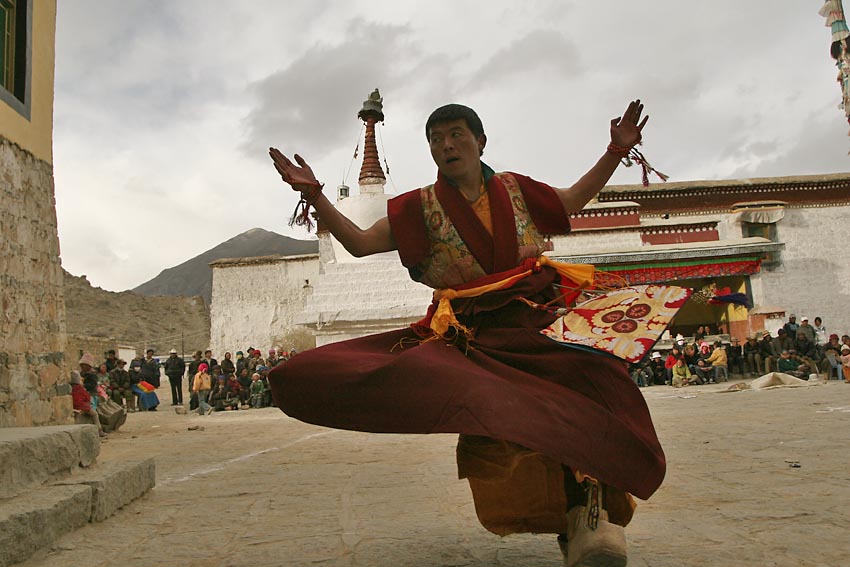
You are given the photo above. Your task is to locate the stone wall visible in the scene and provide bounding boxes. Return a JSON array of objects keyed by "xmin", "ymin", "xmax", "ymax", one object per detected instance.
[
  {"xmin": 209, "ymin": 255, "xmax": 320, "ymax": 356},
  {"xmin": 65, "ymin": 335, "xmax": 118, "ymax": 368},
  {"xmin": 0, "ymin": 136, "xmax": 70, "ymax": 427}
]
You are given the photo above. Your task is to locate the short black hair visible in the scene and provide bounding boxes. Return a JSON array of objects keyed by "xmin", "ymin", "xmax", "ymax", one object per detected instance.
[{"xmin": 425, "ymin": 104, "xmax": 484, "ymax": 141}]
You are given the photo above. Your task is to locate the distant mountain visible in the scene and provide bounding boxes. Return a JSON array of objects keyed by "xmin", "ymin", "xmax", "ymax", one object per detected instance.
[{"xmin": 132, "ymin": 228, "xmax": 318, "ymax": 304}]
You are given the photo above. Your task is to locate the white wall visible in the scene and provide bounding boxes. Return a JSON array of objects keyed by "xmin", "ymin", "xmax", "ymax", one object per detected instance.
[{"xmin": 209, "ymin": 256, "xmax": 320, "ymax": 356}]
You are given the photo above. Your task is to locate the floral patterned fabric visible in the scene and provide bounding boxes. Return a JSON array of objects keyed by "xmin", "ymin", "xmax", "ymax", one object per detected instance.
[
  {"xmin": 541, "ymin": 285, "xmax": 693, "ymax": 363},
  {"xmin": 415, "ymin": 173, "xmax": 552, "ymax": 289}
]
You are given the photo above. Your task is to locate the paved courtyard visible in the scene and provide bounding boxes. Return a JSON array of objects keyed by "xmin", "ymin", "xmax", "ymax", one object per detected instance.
[{"xmin": 19, "ymin": 379, "xmax": 850, "ymax": 567}]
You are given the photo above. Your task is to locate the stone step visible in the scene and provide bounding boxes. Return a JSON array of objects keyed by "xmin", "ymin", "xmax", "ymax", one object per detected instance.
[
  {"xmin": 0, "ymin": 458, "xmax": 156, "ymax": 567},
  {"xmin": 54, "ymin": 458, "xmax": 155, "ymax": 522},
  {"xmin": 0, "ymin": 425, "xmax": 100, "ymax": 499},
  {"xmin": 0, "ymin": 484, "xmax": 92, "ymax": 567}
]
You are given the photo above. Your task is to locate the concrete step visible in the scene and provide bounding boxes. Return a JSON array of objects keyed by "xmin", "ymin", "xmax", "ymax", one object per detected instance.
[
  {"xmin": 0, "ymin": 425, "xmax": 100, "ymax": 499},
  {"xmin": 0, "ymin": 458, "xmax": 156, "ymax": 567}
]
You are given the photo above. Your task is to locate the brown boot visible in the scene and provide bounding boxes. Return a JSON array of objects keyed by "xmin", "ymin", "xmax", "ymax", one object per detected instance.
[{"xmin": 563, "ymin": 480, "xmax": 627, "ymax": 567}]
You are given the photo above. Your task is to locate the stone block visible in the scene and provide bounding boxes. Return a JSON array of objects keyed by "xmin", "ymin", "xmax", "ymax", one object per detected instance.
[
  {"xmin": 0, "ymin": 484, "xmax": 91, "ymax": 567},
  {"xmin": 54, "ymin": 458, "xmax": 155, "ymax": 522},
  {"xmin": 0, "ymin": 425, "xmax": 100, "ymax": 499}
]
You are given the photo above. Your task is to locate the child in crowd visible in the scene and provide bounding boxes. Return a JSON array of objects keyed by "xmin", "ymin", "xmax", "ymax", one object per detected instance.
[
  {"xmin": 250, "ymin": 373, "xmax": 266, "ymax": 408},
  {"xmin": 841, "ymin": 345, "xmax": 850, "ymax": 383}
]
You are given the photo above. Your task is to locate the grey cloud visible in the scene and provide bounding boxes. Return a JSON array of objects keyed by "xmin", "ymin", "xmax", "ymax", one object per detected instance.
[
  {"xmin": 728, "ymin": 112, "xmax": 850, "ymax": 179},
  {"xmin": 240, "ymin": 19, "xmax": 443, "ymax": 160},
  {"xmin": 464, "ymin": 30, "xmax": 582, "ymax": 92}
]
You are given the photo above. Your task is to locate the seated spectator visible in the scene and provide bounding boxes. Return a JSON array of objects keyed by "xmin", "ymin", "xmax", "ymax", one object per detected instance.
[
  {"xmin": 759, "ymin": 331, "xmax": 782, "ymax": 372},
  {"xmin": 664, "ymin": 346, "xmax": 683, "ymax": 384},
  {"xmin": 250, "ymin": 372, "xmax": 266, "ymax": 407},
  {"xmin": 793, "ymin": 331, "xmax": 818, "ymax": 371},
  {"xmin": 649, "ymin": 352, "xmax": 666, "ymax": 385},
  {"xmin": 109, "ymin": 359, "xmax": 134, "ymax": 412},
  {"xmin": 71, "ymin": 371, "xmax": 106, "ymax": 437},
  {"xmin": 842, "ymin": 335, "xmax": 850, "ymax": 351},
  {"xmin": 96, "ymin": 364, "xmax": 110, "ymax": 388},
  {"xmin": 209, "ymin": 376, "xmax": 239, "ymax": 411},
  {"xmin": 225, "ymin": 373, "xmax": 242, "ymax": 404},
  {"xmin": 683, "ymin": 344, "xmax": 700, "ymax": 374},
  {"xmin": 670, "ymin": 358, "xmax": 694, "ymax": 388},
  {"xmin": 743, "ymin": 334, "xmax": 762, "ymax": 376},
  {"xmin": 819, "ymin": 334, "xmax": 843, "ymax": 375},
  {"xmin": 841, "ymin": 345, "xmax": 850, "ymax": 383},
  {"xmin": 777, "ymin": 349, "xmax": 808, "ymax": 379},
  {"xmin": 695, "ymin": 341, "xmax": 727, "ymax": 383},
  {"xmin": 78, "ymin": 353, "xmax": 100, "ymax": 409},
  {"xmin": 237, "ymin": 368, "xmax": 252, "ymax": 405},
  {"xmin": 727, "ymin": 337, "xmax": 744, "ymax": 374}
]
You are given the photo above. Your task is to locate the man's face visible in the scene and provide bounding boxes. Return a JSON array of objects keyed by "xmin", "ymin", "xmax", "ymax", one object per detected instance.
[
  {"xmin": 428, "ymin": 119, "xmax": 485, "ymax": 179},
  {"xmin": 146, "ymin": 351, "xmax": 153, "ymax": 359},
  {"xmin": 205, "ymin": 351, "xmax": 212, "ymax": 358}
]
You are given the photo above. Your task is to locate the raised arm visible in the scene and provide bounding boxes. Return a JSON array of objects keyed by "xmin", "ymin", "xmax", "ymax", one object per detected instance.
[
  {"xmin": 556, "ymin": 100, "xmax": 648, "ymax": 214},
  {"xmin": 269, "ymin": 149, "xmax": 397, "ymax": 257}
]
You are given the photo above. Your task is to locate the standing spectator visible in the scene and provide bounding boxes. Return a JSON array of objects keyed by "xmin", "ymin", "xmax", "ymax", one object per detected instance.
[
  {"xmin": 221, "ymin": 352, "xmax": 236, "ymax": 376},
  {"xmin": 203, "ymin": 350, "xmax": 218, "ymax": 373},
  {"xmin": 783, "ymin": 314, "xmax": 799, "ymax": 342},
  {"xmin": 266, "ymin": 349, "xmax": 279, "ymax": 367},
  {"xmin": 797, "ymin": 317, "xmax": 815, "ymax": 343},
  {"xmin": 235, "ymin": 351, "xmax": 248, "ymax": 375},
  {"xmin": 109, "ymin": 359, "xmax": 134, "ymax": 412},
  {"xmin": 192, "ymin": 363, "xmax": 212, "ymax": 415},
  {"xmin": 812, "ymin": 316, "xmax": 827, "ymax": 347},
  {"xmin": 103, "ymin": 349, "xmax": 119, "ymax": 372},
  {"xmin": 694, "ymin": 326, "xmax": 706, "ymax": 343},
  {"xmin": 139, "ymin": 349, "xmax": 161, "ymax": 388},
  {"xmin": 164, "ymin": 348, "xmax": 186, "ymax": 406}
]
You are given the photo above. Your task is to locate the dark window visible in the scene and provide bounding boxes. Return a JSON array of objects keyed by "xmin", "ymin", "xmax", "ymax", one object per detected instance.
[
  {"xmin": 0, "ymin": 0, "xmax": 29, "ymax": 118},
  {"xmin": 742, "ymin": 221, "xmax": 780, "ymax": 270}
]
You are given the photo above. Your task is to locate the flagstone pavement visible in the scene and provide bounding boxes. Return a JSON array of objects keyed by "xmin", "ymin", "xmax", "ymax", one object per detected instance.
[{"xmin": 18, "ymin": 379, "xmax": 850, "ymax": 567}]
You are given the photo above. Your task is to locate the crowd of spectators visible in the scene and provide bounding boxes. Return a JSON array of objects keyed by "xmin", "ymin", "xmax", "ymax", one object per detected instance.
[{"xmin": 630, "ymin": 314, "xmax": 850, "ymax": 388}]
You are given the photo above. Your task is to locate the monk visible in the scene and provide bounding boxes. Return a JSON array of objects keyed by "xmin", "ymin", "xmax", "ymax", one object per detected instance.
[{"xmin": 269, "ymin": 100, "xmax": 659, "ymax": 567}]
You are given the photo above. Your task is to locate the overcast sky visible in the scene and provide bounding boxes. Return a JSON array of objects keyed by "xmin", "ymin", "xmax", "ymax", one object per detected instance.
[{"xmin": 53, "ymin": 1, "xmax": 850, "ymax": 292}]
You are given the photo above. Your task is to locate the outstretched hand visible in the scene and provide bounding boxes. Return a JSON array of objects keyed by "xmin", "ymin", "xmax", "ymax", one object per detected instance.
[
  {"xmin": 269, "ymin": 148, "xmax": 321, "ymax": 192},
  {"xmin": 610, "ymin": 100, "xmax": 649, "ymax": 149}
]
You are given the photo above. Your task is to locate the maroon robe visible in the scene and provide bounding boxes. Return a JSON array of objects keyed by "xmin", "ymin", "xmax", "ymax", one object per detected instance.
[{"xmin": 269, "ymin": 168, "xmax": 665, "ymax": 529}]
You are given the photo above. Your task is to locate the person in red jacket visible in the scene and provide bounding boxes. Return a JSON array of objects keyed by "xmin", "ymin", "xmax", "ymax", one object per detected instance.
[{"xmin": 71, "ymin": 371, "xmax": 105, "ymax": 437}]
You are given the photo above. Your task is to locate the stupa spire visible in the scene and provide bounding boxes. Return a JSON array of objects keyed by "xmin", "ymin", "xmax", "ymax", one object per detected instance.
[{"xmin": 357, "ymin": 89, "xmax": 386, "ymax": 185}]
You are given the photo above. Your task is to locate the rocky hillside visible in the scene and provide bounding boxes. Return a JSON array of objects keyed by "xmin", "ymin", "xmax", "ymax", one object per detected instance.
[
  {"xmin": 132, "ymin": 228, "xmax": 318, "ymax": 304},
  {"xmin": 63, "ymin": 270, "xmax": 210, "ymax": 354}
]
